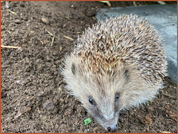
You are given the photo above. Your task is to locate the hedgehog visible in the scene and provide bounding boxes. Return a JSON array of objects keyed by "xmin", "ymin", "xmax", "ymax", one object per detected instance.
[{"xmin": 61, "ymin": 14, "xmax": 167, "ymax": 132}]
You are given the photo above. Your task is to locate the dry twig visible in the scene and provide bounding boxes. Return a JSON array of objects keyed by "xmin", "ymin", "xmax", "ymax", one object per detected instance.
[
  {"xmin": 1, "ymin": 45, "xmax": 21, "ymax": 49},
  {"xmin": 64, "ymin": 35, "xmax": 74, "ymax": 41}
]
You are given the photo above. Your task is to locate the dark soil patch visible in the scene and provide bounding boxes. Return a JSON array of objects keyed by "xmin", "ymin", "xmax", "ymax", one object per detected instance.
[{"xmin": 1, "ymin": 1, "xmax": 177, "ymax": 133}]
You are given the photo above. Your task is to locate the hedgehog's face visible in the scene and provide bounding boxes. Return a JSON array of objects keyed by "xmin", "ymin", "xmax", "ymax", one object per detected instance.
[
  {"xmin": 86, "ymin": 93, "xmax": 121, "ymax": 132},
  {"xmin": 63, "ymin": 56, "xmax": 134, "ymax": 132}
]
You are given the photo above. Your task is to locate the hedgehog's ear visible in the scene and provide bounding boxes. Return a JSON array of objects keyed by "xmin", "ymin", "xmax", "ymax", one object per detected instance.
[
  {"xmin": 71, "ymin": 63, "xmax": 76, "ymax": 75},
  {"xmin": 123, "ymin": 68, "xmax": 129, "ymax": 79}
]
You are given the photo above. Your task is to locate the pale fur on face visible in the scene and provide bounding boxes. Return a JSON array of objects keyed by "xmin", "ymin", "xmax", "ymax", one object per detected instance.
[{"xmin": 62, "ymin": 55, "xmax": 163, "ymax": 130}]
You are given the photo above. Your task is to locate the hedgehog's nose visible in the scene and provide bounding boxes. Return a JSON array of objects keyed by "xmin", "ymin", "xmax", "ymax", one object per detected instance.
[{"xmin": 107, "ymin": 124, "xmax": 117, "ymax": 132}]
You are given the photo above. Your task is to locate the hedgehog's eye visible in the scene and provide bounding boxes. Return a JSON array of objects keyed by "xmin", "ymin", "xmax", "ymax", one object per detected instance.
[
  {"xmin": 115, "ymin": 93, "xmax": 120, "ymax": 100},
  {"xmin": 89, "ymin": 97, "xmax": 94, "ymax": 105}
]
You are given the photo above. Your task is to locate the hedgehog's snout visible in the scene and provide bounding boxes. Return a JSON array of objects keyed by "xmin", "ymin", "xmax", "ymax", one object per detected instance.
[{"xmin": 107, "ymin": 124, "xmax": 117, "ymax": 132}]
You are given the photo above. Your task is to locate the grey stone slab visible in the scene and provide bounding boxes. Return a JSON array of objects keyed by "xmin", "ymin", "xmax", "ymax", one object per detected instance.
[{"xmin": 96, "ymin": 4, "xmax": 177, "ymax": 83}]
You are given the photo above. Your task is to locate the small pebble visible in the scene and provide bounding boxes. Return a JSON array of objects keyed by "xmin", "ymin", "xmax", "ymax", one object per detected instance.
[
  {"xmin": 14, "ymin": 19, "xmax": 22, "ymax": 24},
  {"xmin": 28, "ymin": 31, "xmax": 35, "ymax": 37},
  {"xmin": 71, "ymin": 4, "xmax": 76, "ymax": 9},
  {"xmin": 41, "ymin": 17, "xmax": 49, "ymax": 24},
  {"xmin": 60, "ymin": 47, "xmax": 62, "ymax": 51}
]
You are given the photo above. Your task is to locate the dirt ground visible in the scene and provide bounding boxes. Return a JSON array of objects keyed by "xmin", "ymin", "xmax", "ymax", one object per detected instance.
[{"xmin": 1, "ymin": 1, "xmax": 177, "ymax": 133}]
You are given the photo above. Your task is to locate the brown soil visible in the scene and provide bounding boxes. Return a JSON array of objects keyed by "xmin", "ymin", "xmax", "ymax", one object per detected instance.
[{"xmin": 1, "ymin": 1, "xmax": 177, "ymax": 133}]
